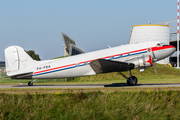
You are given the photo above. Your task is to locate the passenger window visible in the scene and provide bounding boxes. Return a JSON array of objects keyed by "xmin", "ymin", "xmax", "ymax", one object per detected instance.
[
  {"xmin": 119, "ymin": 54, "xmax": 122, "ymax": 58},
  {"xmin": 110, "ymin": 56, "xmax": 114, "ymax": 59}
]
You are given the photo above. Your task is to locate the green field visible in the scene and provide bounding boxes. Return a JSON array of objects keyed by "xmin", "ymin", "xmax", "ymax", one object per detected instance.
[
  {"xmin": 1, "ymin": 64, "xmax": 180, "ymax": 119},
  {"xmin": 1, "ymin": 90, "xmax": 180, "ymax": 120},
  {"xmin": 1, "ymin": 63, "xmax": 180, "ymax": 85}
]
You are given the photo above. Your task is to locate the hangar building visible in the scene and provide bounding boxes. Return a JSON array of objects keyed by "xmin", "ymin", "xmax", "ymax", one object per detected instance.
[{"xmin": 62, "ymin": 32, "xmax": 85, "ymax": 56}]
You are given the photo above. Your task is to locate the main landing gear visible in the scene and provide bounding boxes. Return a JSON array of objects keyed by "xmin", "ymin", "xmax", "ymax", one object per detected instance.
[
  {"xmin": 118, "ymin": 70, "xmax": 138, "ymax": 86},
  {"xmin": 28, "ymin": 79, "xmax": 36, "ymax": 86}
]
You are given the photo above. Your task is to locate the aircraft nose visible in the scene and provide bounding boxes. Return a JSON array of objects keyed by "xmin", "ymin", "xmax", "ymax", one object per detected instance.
[
  {"xmin": 153, "ymin": 45, "xmax": 176, "ymax": 61},
  {"xmin": 169, "ymin": 45, "xmax": 176, "ymax": 54},
  {"xmin": 164, "ymin": 45, "xmax": 176, "ymax": 58}
]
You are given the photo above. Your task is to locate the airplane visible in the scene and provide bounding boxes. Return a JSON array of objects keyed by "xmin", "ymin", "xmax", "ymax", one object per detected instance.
[{"xmin": 4, "ymin": 41, "xmax": 176, "ymax": 86}]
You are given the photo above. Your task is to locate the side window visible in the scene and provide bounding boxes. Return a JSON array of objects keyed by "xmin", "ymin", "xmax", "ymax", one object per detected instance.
[
  {"xmin": 128, "ymin": 53, "xmax": 131, "ymax": 56},
  {"xmin": 119, "ymin": 54, "xmax": 122, "ymax": 58},
  {"xmin": 110, "ymin": 56, "xmax": 114, "ymax": 59}
]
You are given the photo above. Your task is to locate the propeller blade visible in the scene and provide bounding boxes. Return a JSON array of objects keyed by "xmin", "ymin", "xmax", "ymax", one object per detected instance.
[
  {"xmin": 153, "ymin": 62, "xmax": 157, "ymax": 74},
  {"xmin": 150, "ymin": 49, "xmax": 157, "ymax": 74},
  {"xmin": 151, "ymin": 50, "xmax": 157, "ymax": 62}
]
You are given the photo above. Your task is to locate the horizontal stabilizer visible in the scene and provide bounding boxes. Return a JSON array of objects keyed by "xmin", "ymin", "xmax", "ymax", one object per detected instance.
[
  {"xmin": 90, "ymin": 59, "xmax": 135, "ymax": 74},
  {"xmin": 11, "ymin": 72, "xmax": 33, "ymax": 79}
]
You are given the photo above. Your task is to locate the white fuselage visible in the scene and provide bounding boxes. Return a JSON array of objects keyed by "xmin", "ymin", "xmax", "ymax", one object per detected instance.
[{"xmin": 30, "ymin": 41, "xmax": 175, "ymax": 79}]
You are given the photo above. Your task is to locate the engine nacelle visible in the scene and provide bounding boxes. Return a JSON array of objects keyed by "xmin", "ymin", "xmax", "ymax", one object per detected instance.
[{"xmin": 126, "ymin": 55, "xmax": 153, "ymax": 72}]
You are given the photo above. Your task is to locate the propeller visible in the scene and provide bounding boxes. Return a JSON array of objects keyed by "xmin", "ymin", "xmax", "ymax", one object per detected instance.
[
  {"xmin": 153, "ymin": 62, "xmax": 157, "ymax": 74},
  {"xmin": 151, "ymin": 50, "xmax": 157, "ymax": 74}
]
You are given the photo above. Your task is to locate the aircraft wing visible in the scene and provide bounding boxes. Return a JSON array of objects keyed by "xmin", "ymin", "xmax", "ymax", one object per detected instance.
[{"xmin": 89, "ymin": 59, "xmax": 135, "ymax": 74}]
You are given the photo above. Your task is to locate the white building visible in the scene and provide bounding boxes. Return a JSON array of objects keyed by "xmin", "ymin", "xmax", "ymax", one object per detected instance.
[{"xmin": 129, "ymin": 24, "xmax": 170, "ymax": 64}]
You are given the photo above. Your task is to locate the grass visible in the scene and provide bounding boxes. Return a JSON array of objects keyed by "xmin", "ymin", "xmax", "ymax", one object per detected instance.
[
  {"xmin": 1, "ymin": 64, "xmax": 180, "ymax": 119},
  {"xmin": 0, "ymin": 63, "xmax": 180, "ymax": 85},
  {"xmin": 70, "ymin": 63, "xmax": 180, "ymax": 84},
  {"xmin": 1, "ymin": 90, "xmax": 180, "ymax": 119},
  {"xmin": 0, "ymin": 73, "xmax": 67, "ymax": 84}
]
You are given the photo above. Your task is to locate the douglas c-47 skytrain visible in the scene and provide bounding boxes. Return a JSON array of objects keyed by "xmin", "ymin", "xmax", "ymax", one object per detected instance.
[{"xmin": 5, "ymin": 41, "xmax": 176, "ymax": 86}]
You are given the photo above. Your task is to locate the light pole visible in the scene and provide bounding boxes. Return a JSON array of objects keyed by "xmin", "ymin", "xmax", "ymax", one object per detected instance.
[{"xmin": 177, "ymin": 0, "xmax": 179, "ymax": 68}]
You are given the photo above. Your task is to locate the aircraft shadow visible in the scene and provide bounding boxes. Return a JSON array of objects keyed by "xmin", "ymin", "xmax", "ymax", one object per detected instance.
[{"xmin": 104, "ymin": 83, "xmax": 175, "ymax": 87}]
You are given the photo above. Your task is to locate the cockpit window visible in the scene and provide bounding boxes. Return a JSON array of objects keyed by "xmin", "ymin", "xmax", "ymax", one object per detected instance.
[
  {"xmin": 156, "ymin": 42, "xmax": 167, "ymax": 47},
  {"xmin": 162, "ymin": 45, "xmax": 169, "ymax": 47},
  {"xmin": 161, "ymin": 42, "xmax": 166, "ymax": 46},
  {"xmin": 157, "ymin": 43, "xmax": 161, "ymax": 47}
]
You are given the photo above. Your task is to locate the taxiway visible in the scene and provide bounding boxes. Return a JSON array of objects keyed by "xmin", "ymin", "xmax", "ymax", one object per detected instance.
[{"xmin": 1, "ymin": 83, "xmax": 180, "ymax": 89}]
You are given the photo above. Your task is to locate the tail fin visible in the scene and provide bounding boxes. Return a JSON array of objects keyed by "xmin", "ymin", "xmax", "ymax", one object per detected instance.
[{"xmin": 5, "ymin": 46, "xmax": 37, "ymax": 76}]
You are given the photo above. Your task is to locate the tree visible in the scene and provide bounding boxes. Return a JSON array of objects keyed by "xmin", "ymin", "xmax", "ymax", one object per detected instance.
[{"xmin": 26, "ymin": 50, "xmax": 41, "ymax": 61}]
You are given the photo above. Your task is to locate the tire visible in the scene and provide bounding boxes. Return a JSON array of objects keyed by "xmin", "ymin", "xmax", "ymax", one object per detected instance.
[
  {"xmin": 28, "ymin": 82, "xmax": 33, "ymax": 86},
  {"xmin": 127, "ymin": 76, "xmax": 138, "ymax": 86}
]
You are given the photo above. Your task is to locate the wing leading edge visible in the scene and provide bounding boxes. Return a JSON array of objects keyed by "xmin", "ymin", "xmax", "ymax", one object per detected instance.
[{"xmin": 89, "ymin": 59, "xmax": 135, "ymax": 74}]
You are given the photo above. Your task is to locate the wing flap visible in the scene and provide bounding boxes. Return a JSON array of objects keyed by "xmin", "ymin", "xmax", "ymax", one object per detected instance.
[{"xmin": 89, "ymin": 59, "xmax": 135, "ymax": 74}]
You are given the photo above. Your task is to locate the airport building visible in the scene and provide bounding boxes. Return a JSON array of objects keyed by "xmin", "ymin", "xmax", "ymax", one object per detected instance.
[{"xmin": 62, "ymin": 32, "xmax": 85, "ymax": 56}]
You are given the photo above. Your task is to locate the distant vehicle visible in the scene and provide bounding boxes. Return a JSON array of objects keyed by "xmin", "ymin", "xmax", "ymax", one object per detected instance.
[
  {"xmin": 4, "ymin": 41, "xmax": 175, "ymax": 86},
  {"xmin": 170, "ymin": 56, "xmax": 180, "ymax": 67},
  {"xmin": 0, "ymin": 61, "xmax": 5, "ymax": 68}
]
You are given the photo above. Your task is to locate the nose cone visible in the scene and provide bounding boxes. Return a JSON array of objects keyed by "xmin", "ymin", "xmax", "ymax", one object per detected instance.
[
  {"xmin": 161, "ymin": 45, "xmax": 176, "ymax": 59},
  {"xmin": 168, "ymin": 45, "xmax": 176, "ymax": 55},
  {"xmin": 154, "ymin": 45, "xmax": 176, "ymax": 61}
]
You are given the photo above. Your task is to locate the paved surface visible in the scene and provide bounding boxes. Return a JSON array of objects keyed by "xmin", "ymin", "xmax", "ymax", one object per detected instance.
[{"xmin": 1, "ymin": 83, "xmax": 180, "ymax": 89}]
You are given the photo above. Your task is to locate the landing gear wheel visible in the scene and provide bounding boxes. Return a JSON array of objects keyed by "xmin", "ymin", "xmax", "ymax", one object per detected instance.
[
  {"xmin": 127, "ymin": 76, "xmax": 138, "ymax": 86},
  {"xmin": 28, "ymin": 81, "xmax": 33, "ymax": 86}
]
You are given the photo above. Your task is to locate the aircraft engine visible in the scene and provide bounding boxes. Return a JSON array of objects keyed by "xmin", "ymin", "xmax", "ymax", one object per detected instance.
[{"xmin": 126, "ymin": 55, "xmax": 153, "ymax": 72}]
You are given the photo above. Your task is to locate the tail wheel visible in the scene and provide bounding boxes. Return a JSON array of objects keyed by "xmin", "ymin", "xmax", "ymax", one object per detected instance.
[{"xmin": 127, "ymin": 76, "xmax": 138, "ymax": 86}]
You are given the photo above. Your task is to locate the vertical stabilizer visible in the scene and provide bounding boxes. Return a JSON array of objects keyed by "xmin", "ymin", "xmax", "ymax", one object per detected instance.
[{"xmin": 5, "ymin": 46, "xmax": 36, "ymax": 76}]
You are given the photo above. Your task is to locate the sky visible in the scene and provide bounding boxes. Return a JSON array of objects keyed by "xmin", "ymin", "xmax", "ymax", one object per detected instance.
[{"xmin": 0, "ymin": 0, "xmax": 177, "ymax": 61}]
